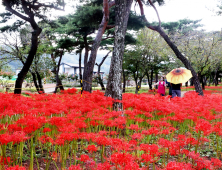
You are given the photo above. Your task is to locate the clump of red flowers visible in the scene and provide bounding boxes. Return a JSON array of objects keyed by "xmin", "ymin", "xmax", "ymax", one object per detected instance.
[{"xmin": 0, "ymin": 88, "xmax": 221, "ymax": 169}]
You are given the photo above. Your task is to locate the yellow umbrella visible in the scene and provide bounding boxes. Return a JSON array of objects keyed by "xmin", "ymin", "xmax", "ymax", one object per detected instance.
[{"xmin": 166, "ymin": 68, "xmax": 192, "ymax": 84}]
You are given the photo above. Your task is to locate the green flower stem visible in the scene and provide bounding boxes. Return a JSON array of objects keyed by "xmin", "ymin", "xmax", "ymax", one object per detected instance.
[
  {"xmin": 195, "ymin": 130, "xmax": 201, "ymax": 154},
  {"xmin": 101, "ymin": 145, "xmax": 105, "ymax": 163},
  {"xmin": 216, "ymin": 135, "xmax": 219, "ymax": 158},
  {"xmin": 30, "ymin": 137, "xmax": 34, "ymax": 170}
]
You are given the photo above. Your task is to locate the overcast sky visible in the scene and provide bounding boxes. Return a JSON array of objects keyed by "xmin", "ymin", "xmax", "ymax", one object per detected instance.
[{"xmin": 140, "ymin": 0, "xmax": 222, "ymax": 32}]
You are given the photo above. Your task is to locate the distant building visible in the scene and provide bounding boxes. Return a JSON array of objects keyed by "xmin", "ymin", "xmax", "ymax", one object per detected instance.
[{"xmin": 59, "ymin": 62, "xmax": 105, "ymax": 78}]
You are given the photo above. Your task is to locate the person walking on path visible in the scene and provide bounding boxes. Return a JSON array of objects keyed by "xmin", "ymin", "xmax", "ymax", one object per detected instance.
[
  {"xmin": 171, "ymin": 83, "xmax": 182, "ymax": 98},
  {"xmin": 152, "ymin": 77, "xmax": 166, "ymax": 96}
]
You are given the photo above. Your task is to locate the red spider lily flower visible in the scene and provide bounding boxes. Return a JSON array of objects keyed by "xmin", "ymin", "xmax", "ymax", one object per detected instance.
[
  {"xmin": 160, "ymin": 129, "xmax": 170, "ymax": 135},
  {"xmin": 0, "ymin": 156, "xmax": 10, "ymax": 165},
  {"xmin": 0, "ymin": 133, "xmax": 12, "ymax": 145},
  {"xmin": 86, "ymin": 145, "xmax": 98, "ymax": 153},
  {"xmin": 212, "ymin": 122, "xmax": 222, "ymax": 136},
  {"xmin": 98, "ymin": 130, "xmax": 109, "ymax": 136},
  {"xmin": 68, "ymin": 164, "xmax": 83, "ymax": 170},
  {"xmin": 146, "ymin": 127, "xmax": 159, "ymax": 135},
  {"xmin": 211, "ymin": 158, "xmax": 222, "ymax": 168},
  {"xmin": 7, "ymin": 124, "xmax": 22, "ymax": 133},
  {"xmin": 11, "ymin": 131, "xmax": 29, "ymax": 144},
  {"xmin": 57, "ymin": 133, "xmax": 79, "ymax": 142},
  {"xmin": 54, "ymin": 138, "xmax": 65, "ymax": 146},
  {"xmin": 129, "ymin": 140, "xmax": 138, "ymax": 146},
  {"xmin": 165, "ymin": 161, "xmax": 194, "ymax": 170},
  {"xmin": 110, "ymin": 131, "xmax": 119, "ymax": 136},
  {"xmin": 80, "ymin": 154, "xmax": 90, "ymax": 162},
  {"xmin": 85, "ymin": 159, "xmax": 96, "ymax": 170},
  {"xmin": 141, "ymin": 154, "xmax": 152, "ymax": 163},
  {"xmin": 135, "ymin": 117, "xmax": 144, "ymax": 123},
  {"xmin": 123, "ymin": 161, "xmax": 140, "ymax": 170},
  {"xmin": 96, "ymin": 162, "xmax": 112, "ymax": 170},
  {"xmin": 185, "ymin": 137, "xmax": 198, "ymax": 145},
  {"xmin": 113, "ymin": 117, "xmax": 126, "ymax": 129},
  {"xmin": 89, "ymin": 120, "xmax": 100, "ymax": 126},
  {"xmin": 6, "ymin": 165, "xmax": 26, "ymax": 170},
  {"xmin": 127, "ymin": 124, "xmax": 141, "ymax": 131},
  {"xmin": 51, "ymin": 151, "xmax": 58, "ymax": 161},
  {"xmin": 140, "ymin": 144, "xmax": 159, "ymax": 157},
  {"xmin": 43, "ymin": 127, "xmax": 51, "ymax": 133},
  {"xmin": 96, "ymin": 136, "xmax": 111, "ymax": 146},
  {"xmin": 195, "ymin": 119, "xmax": 212, "ymax": 135},
  {"xmin": 38, "ymin": 135, "xmax": 54, "ymax": 144},
  {"xmin": 61, "ymin": 88, "xmax": 78, "ymax": 94},
  {"xmin": 158, "ymin": 138, "xmax": 171, "ymax": 148},
  {"xmin": 131, "ymin": 133, "xmax": 143, "ymax": 140},
  {"xmin": 110, "ymin": 152, "xmax": 134, "ymax": 167}
]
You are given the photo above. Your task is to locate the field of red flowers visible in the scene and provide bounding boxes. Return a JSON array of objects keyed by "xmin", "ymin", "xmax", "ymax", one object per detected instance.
[{"xmin": 0, "ymin": 88, "xmax": 222, "ymax": 170}]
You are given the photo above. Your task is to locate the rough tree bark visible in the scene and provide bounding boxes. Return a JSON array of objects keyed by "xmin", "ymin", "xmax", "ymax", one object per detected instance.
[
  {"xmin": 31, "ymin": 72, "xmax": 40, "ymax": 92},
  {"xmin": 95, "ymin": 51, "xmax": 111, "ymax": 90},
  {"xmin": 82, "ymin": 0, "xmax": 113, "ymax": 92},
  {"xmin": 36, "ymin": 71, "xmax": 44, "ymax": 93},
  {"xmin": 51, "ymin": 53, "xmax": 64, "ymax": 93},
  {"xmin": 137, "ymin": 0, "xmax": 203, "ymax": 95},
  {"xmin": 79, "ymin": 51, "xmax": 83, "ymax": 88},
  {"xmin": 146, "ymin": 69, "xmax": 153, "ymax": 90},
  {"xmin": 14, "ymin": 27, "xmax": 42, "ymax": 94},
  {"xmin": 54, "ymin": 51, "xmax": 64, "ymax": 93},
  {"xmin": 122, "ymin": 67, "xmax": 126, "ymax": 93},
  {"xmin": 105, "ymin": 0, "xmax": 133, "ymax": 111}
]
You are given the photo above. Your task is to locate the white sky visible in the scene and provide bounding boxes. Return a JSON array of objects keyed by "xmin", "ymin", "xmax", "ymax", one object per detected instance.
[{"xmin": 140, "ymin": 0, "xmax": 222, "ymax": 32}]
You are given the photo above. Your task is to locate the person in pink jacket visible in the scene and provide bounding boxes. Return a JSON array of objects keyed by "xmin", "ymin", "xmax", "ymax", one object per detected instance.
[{"xmin": 152, "ymin": 77, "xmax": 166, "ymax": 96}]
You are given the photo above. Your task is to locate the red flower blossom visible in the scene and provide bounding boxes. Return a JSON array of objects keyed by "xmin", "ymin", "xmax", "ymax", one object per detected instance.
[
  {"xmin": 80, "ymin": 154, "xmax": 90, "ymax": 162},
  {"xmin": 68, "ymin": 165, "xmax": 82, "ymax": 170},
  {"xmin": 86, "ymin": 145, "xmax": 98, "ymax": 153},
  {"xmin": 6, "ymin": 165, "xmax": 26, "ymax": 170}
]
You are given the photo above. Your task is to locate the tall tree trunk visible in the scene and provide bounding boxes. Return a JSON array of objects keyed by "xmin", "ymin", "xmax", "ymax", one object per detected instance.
[
  {"xmin": 83, "ymin": 36, "xmax": 89, "ymax": 68},
  {"xmin": 54, "ymin": 51, "xmax": 64, "ymax": 93},
  {"xmin": 137, "ymin": 0, "xmax": 203, "ymax": 96},
  {"xmin": 36, "ymin": 71, "xmax": 44, "ymax": 93},
  {"xmin": 96, "ymin": 51, "xmax": 111, "ymax": 91},
  {"xmin": 83, "ymin": 0, "xmax": 111, "ymax": 92},
  {"xmin": 122, "ymin": 68, "xmax": 126, "ymax": 93},
  {"xmin": 215, "ymin": 71, "xmax": 219, "ymax": 86},
  {"xmin": 105, "ymin": 0, "xmax": 133, "ymax": 111},
  {"xmin": 14, "ymin": 28, "xmax": 42, "ymax": 94},
  {"xmin": 51, "ymin": 53, "xmax": 63, "ymax": 92},
  {"xmin": 190, "ymin": 77, "xmax": 194, "ymax": 86},
  {"xmin": 79, "ymin": 51, "xmax": 83, "ymax": 89},
  {"xmin": 135, "ymin": 79, "xmax": 142, "ymax": 94},
  {"xmin": 213, "ymin": 67, "xmax": 219, "ymax": 86},
  {"xmin": 31, "ymin": 72, "xmax": 40, "ymax": 92},
  {"xmin": 155, "ymin": 73, "xmax": 158, "ymax": 89},
  {"xmin": 147, "ymin": 70, "xmax": 153, "ymax": 90},
  {"xmin": 200, "ymin": 75, "xmax": 205, "ymax": 90}
]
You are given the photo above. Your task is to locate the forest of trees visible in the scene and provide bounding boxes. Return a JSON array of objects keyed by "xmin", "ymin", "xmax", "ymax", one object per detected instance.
[{"xmin": 0, "ymin": 0, "xmax": 222, "ymax": 107}]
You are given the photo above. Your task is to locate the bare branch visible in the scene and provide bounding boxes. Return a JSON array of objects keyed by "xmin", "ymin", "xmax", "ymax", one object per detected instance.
[
  {"xmin": 109, "ymin": 1, "xmax": 115, "ymax": 8},
  {"xmin": 5, "ymin": 7, "xmax": 30, "ymax": 22},
  {"xmin": 148, "ymin": 0, "xmax": 161, "ymax": 27},
  {"xmin": 106, "ymin": 25, "xmax": 115, "ymax": 30}
]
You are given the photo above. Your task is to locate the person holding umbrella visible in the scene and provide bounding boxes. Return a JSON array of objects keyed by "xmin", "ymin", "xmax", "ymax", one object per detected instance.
[
  {"xmin": 171, "ymin": 83, "xmax": 182, "ymax": 97},
  {"xmin": 166, "ymin": 68, "xmax": 192, "ymax": 98}
]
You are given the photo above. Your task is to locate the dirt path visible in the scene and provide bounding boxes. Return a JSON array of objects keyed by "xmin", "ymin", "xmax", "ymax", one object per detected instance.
[{"xmin": 181, "ymin": 90, "xmax": 194, "ymax": 97}]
